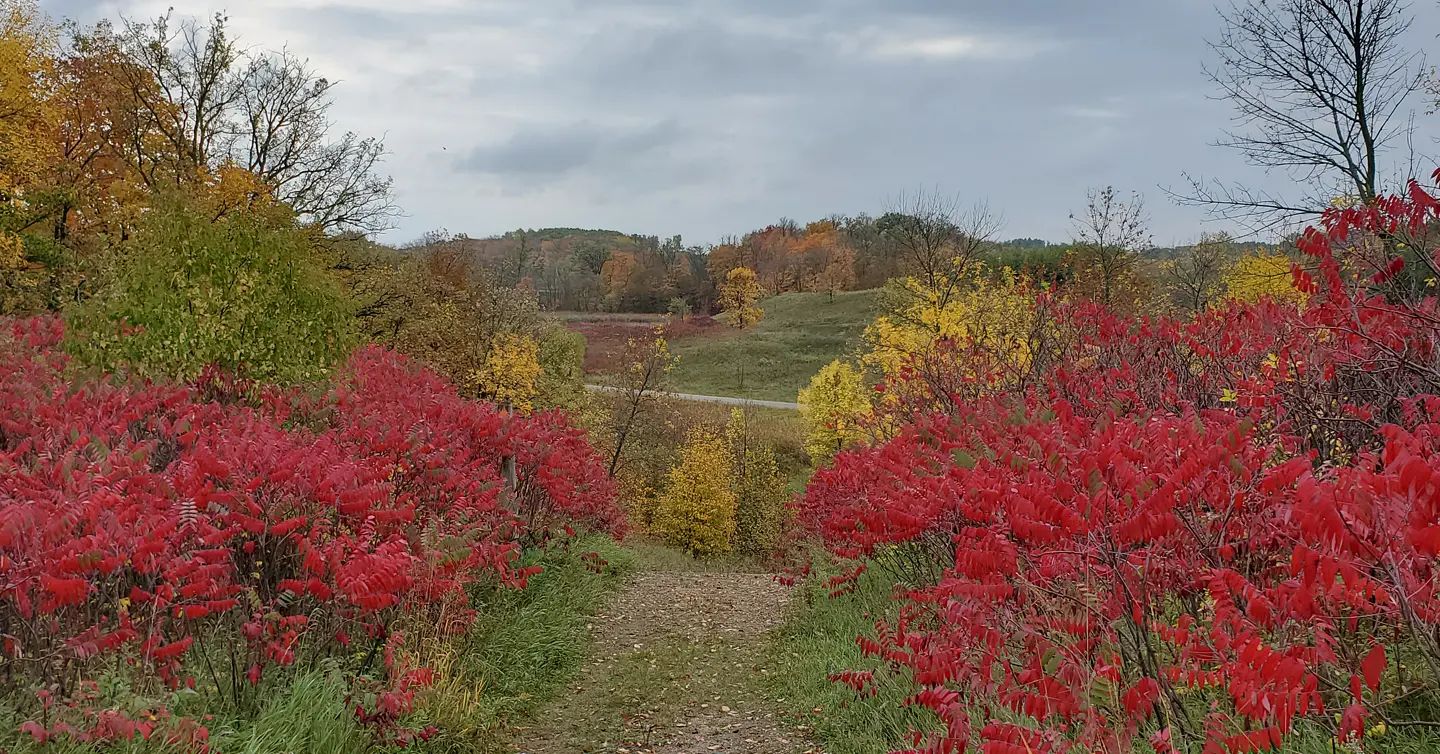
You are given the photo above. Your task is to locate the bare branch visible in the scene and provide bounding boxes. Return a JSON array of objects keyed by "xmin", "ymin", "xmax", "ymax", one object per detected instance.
[
  {"xmin": 878, "ymin": 188, "xmax": 1003, "ymax": 310},
  {"xmin": 1184, "ymin": 0, "xmax": 1426, "ymax": 225},
  {"xmin": 1069, "ymin": 186, "xmax": 1151, "ymax": 307}
]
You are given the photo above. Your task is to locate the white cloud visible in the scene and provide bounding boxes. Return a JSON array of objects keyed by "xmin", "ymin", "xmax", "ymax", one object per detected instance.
[
  {"xmin": 876, "ymin": 34, "xmax": 1003, "ymax": 60},
  {"xmin": 843, "ymin": 28, "xmax": 1053, "ymax": 62}
]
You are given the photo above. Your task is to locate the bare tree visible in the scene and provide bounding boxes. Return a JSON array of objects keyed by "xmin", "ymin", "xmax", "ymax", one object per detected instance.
[
  {"xmin": 235, "ymin": 51, "xmax": 395, "ymax": 234},
  {"xmin": 1176, "ymin": 0, "xmax": 1425, "ymax": 231},
  {"xmin": 1164, "ymin": 232, "xmax": 1234, "ymax": 312},
  {"xmin": 76, "ymin": 13, "xmax": 243, "ymax": 186},
  {"xmin": 605, "ymin": 330, "xmax": 674, "ymax": 477},
  {"xmin": 82, "ymin": 11, "xmax": 397, "ymax": 234},
  {"xmin": 501, "ymin": 229, "xmax": 533, "ymax": 287},
  {"xmin": 877, "ymin": 188, "xmax": 1002, "ymax": 309},
  {"xmin": 1069, "ymin": 187, "xmax": 1151, "ymax": 307}
]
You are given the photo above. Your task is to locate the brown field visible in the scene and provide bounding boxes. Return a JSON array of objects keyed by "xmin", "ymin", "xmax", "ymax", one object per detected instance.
[{"xmin": 557, "ymin": 313, "xmax": 725, "ymax": 373}]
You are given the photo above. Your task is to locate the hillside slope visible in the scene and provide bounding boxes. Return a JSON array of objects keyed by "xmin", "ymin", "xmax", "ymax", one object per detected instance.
[{"xmin": 666, "ymin": 289, "xmax": 878, "ymax": 403}]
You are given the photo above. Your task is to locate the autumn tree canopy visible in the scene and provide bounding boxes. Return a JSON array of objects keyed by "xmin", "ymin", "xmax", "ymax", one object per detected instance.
[{"xmin": 718, "ymin": 266, "xmax": 764, "ymax": 329}]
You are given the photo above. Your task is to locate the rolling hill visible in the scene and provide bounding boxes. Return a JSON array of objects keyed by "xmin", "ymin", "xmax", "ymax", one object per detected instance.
[{"xmin": 665, "ymin": 289, "xmax": 879, "ymax": 403}]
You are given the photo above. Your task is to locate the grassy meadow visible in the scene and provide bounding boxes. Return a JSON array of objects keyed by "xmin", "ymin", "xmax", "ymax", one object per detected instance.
[{"xmin": 666, "ymin": 289, "xmax": 879, "ymax": 403}]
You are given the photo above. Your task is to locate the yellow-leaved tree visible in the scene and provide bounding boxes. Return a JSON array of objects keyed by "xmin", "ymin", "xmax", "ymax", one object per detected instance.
[
  {"xmin": 798, "ymin": 359, "xmax": 871, "ymax": 464},
  {"xmin": 718, "ymin": 266, "xmax": 764, "ymax": 329},
  {"xmin": 654, "ymin": 427, "xmax": 737, "ymax": 556},
  {"xmin": 864, "ymin": 264, "xmax": 1040, "ymax": 382},
  {"xmin": 474, "ymin": 332, "xmax": 542, "ymax": 411},
  {"xmin": 1223, "ymin": 252, "xmax": 1304, "ymax": 305},
  {"xmin": 198, "ymin": 163, "xmax": 282, "ymax": 223},
  {"xmin": 0, "ymin": 0, "xmax": 57, "ymax": 271}
]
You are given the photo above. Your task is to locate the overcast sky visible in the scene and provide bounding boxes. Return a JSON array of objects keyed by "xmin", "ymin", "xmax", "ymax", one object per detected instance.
[{"xmin": 41, "ymin": 0, "xmax": 1440, "ymax": 246}]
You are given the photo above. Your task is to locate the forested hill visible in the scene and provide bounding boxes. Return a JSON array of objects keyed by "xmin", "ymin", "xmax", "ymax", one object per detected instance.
[
  {"xmin": 401, "ymin": 220, "xmax": 1298, "ymax": 317},
  {"xmin": 403, "ymin": 228, "xmax": 708, "ymax": 313}
]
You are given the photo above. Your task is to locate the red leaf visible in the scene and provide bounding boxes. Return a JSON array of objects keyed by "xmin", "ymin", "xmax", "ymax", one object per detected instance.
[{"xmin": 1361, "ymin": 644, "xmax": 1385, "ymax": 692}]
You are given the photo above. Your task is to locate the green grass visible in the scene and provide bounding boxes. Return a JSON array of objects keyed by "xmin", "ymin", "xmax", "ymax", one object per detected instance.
[
  {"xmin": 409, "ymin": 534, "xmax": 636, "ymax": 752},
  {"xmin": 515, "ymin": 634, "xmax": 726, "ymax": 749},
  {"xmin": 668, "ymin": 289, "xmax": 879, "ymax": 402},
  {"xmin": 0, "ymin": 666, "xmax": 372, "ymax": 754},
  {"xmin": 764, "ymin": 559, "xmax": 932, "ymax": 754},
  {"xmin": 210, "ymin": 669, "xmax": 372, "ymax": 754},
  {"xmin": 620, "ymin": 534, "xmax": 769, "ymax": 573}
]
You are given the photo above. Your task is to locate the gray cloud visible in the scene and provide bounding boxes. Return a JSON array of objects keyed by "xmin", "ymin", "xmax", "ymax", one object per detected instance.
[
  {"xmin": 457, "ymin": 119, "xmax": 687, "ymax": 178},
  {"xmin": 37, "ymin": 0, "xmax": 1440, "ymax": 246},
  {"xmin": 579, "ymin": 21, "xmax": 819, "ymax": 98}
]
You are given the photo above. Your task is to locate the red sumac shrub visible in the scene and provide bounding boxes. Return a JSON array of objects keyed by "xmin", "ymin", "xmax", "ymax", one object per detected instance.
[
  {"xmin": 0, "ymin": 326, "xmax": 622, "ymax": 746},
  {"xmin": 797, "ymin": 173, "xmax": 1440, "ymax": 753}
]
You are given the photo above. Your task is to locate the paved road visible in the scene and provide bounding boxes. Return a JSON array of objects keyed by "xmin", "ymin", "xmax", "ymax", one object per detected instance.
[{"xmin": 584, "ymin": 384, "xmax": 800, "ymax": 411}]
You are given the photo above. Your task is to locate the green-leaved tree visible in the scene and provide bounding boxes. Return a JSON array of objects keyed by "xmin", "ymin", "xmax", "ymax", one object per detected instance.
[{"xmin": 67, "ymin": 196, "xmax": 355, "ymax": 383}]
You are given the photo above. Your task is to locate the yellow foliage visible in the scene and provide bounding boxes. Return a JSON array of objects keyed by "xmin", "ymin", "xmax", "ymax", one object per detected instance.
[
  {"xmin": 0, "ymin": 233, "xmax": 22, "ymax": 269},
  {"xmin": 1223, "ymin": 252, "xmax": 1304, "ymax": 306},
  {"xmin": 863, "ymin": 264, "xmax": 1038, "ymax": 379},
  {"xmin": 198, "ymin": 163, "xmax": 282, "ymax": 222},
  {"xmin": 0, "ymin": 0, "xmax": 58, "ymax": 259},
  {"xmin": 0, "ymin": 0, "xmax": 56, "ymax": 196},
  {"xmin": 622, "ymin": 328, "xmax": 673, "ymax": 388},
  {"xmin": 654, "ymin": 427, "xmax": 737, "ymax": 556},
  {"xmin": 473, "ymin": 333, "xmax": 541, "ymax": 411},
  {"xmin": 724, "ymin": 409, "xmax": 787, "ymax": 556},
  {"xmin": 718, "ymin": 266, "xmax": 764, "ymax": 329},
  {"xmin": 798, "ymin": 359, "xmax": 871, "ymax": 464}
]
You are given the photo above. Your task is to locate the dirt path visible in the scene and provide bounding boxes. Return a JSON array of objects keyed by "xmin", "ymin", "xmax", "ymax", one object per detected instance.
[{"xmin": 510, "ymin": 569, "xmax": 815, "ymax": 754}]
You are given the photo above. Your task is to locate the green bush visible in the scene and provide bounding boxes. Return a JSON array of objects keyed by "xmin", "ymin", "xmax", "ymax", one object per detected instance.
[
  {"xmin": 66, "ymin": 198, "xmax": 355, "ymax": 384},
  {"xmin": 536, "ymin": 325, "xmax": 587, "ymax": 409},
  {"xmin": 726, "ymin": 409, "xmax": 788, "ymax": 556}
]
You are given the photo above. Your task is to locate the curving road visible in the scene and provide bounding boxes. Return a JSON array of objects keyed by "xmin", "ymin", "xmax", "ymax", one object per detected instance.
[{"xmin": 583, "ymin": 383, "xmax": 800, "ymax": 411}]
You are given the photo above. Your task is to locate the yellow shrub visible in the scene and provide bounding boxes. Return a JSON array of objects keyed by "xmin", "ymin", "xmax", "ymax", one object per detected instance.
[
  {"xmin": 1223, "ymin": 252, "xmax": 1305, "ymax": 306},
  {"xmin": 798, "ymin": 359, "xmax": 871, "ymax": 464},
  {"xmin": 0, "ymin": 233, "xmax": 21, "ymax": 269},
  {"xmin": 863, "ymin": 264, "xmax": 1040, "ymax": 381},
  {"xmin": 724, "ymin": 409, "xmax": 787, "ymax": 556},
  {"xmin": 473, "ymin": 333, "xmax": 541, "ymax": 411},
  {"xmin": 654, "ymin": 428, "xmax": 737, "ymax": 556}
]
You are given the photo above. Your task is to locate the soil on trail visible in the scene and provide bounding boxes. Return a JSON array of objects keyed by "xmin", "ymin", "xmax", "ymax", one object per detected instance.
[{"xmin": 511, "ymin": 570, "xmax": 815, "ymax": 754}]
